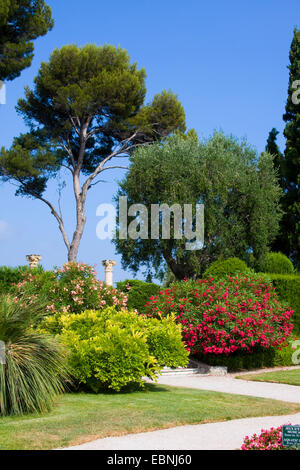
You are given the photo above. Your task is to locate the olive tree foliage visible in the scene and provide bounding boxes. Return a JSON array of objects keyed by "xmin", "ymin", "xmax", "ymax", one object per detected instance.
[
  {"xmin": 114, "ymin": 133, "xmax": 282, "ymax": 280},
  {"xmin": 0, "ymin": 0, "xmax": 54, "ymax": 81},
  {"xmin": 0, "ymin": 44, "xmax": 186, "ymax": 261}
]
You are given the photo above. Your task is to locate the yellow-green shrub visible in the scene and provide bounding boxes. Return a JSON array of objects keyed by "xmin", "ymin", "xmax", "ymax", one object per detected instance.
[{"xmin": 43, "ymin": 307, "xmax": 188, "ymax": 392}]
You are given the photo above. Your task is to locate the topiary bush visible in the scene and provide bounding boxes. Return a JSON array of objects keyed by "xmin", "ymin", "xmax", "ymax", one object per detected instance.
[
  {"xmin": 13, "ymin": 262, "xmax": 128, "ymax": 315},
  {"xmin": 116, "ymin": 279, "xmax": 160, "ymax": 312},
  {"xmin": 261, "ymin": 252, "xmax": 294, "ymax": 274},
  {"xmin": 143, "ymin": 275, "xmax": 294, "ymax": 358},
  {"xmin": 203, "ymin": 257, "xmax": 251, "ymax": 280},
  {"xmin": 42, "ymin": 307, "xmax": 189, "ymax": 392}
]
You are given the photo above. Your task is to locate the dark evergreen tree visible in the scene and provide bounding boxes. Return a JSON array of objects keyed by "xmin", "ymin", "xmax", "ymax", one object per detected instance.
[
  {"xmin": 0, "ymin": 0, "xmax": 54, "ymax": 81},
  {"xmin": 272, "ymin": 29, "xmax": 300, "ymax": 268}
]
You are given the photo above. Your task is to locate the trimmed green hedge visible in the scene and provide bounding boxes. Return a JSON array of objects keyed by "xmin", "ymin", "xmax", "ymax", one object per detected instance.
[
  {"xmin": 203, "ymin": 257, "xmax": 252, "ymax": 280},
  {"xmin": 261, "ymin": 252, "xmax": 295, "ymax": 275},
  {"xmin": 0, "ymin": 266, "xmax": 43, "ymax": 294},
  {"xmin": 266, "ymin": 274, "xmax": 300, "ymax": 334},
  {"xmin": 116, "ymin": 279, "xmax": 161, "ymax": 312}
]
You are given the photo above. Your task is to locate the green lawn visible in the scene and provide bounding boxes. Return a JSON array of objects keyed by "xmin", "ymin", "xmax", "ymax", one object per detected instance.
[
  {"xmin": 1, "ymin": 383, "xmax": 300, "ymax": 450},
  {"xmin": 236, "ymin": 368, "xmax": 300, "ymax": 386}
]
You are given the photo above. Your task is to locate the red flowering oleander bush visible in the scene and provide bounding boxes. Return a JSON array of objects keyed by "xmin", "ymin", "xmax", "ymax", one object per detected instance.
[
  {"xmin": 241, "ymin": 424, "xmax": 297, "ymax": 450},
  {"xmin": 143, "ymin": 276, "xmax": 294, "ymax": 356},
  {"xmin": 13, "ymin": 262, "xmax": 128, "ymax": 314}
]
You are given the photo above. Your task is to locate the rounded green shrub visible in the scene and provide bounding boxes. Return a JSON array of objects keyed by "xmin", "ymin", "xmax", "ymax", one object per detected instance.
[
  {"xmin": 116, "ymin": 279, "xmax": 160, "ymax": 313},
  {"xmin": 262, "ymin": 252, "xmax": 294, "ymax": 274},
  {"xmin": 44, "ymin": 307, "xmax": 189, "ymax": 392},
  {"xmin": 203, "ymin": 257, "xmax": 251, "ymax": 280}
]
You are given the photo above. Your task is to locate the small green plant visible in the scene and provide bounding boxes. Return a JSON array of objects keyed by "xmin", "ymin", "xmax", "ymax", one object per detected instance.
[
  {"xmin": 0, "ymin": 293, "xmax": 68, "ymax": 416},
  {"xmin": 262, "ymin": 252, "xmax": 294, "ymax": 274},
  {"xmin": 43, "ymin": 307, "xmax": 189, "ymax": 392},
  {"xmin": 203, "ymin": 257, "xmax": 251, "ymax": 280}
]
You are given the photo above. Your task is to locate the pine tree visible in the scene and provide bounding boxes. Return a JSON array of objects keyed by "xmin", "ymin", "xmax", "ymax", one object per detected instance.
[
  {"xmin": 0, "ymin": 0, "xmax": 54, "ymax": 81},
  {"xmin": 273, "ymin": 29, "xmax": 300, "ymax": 268}
]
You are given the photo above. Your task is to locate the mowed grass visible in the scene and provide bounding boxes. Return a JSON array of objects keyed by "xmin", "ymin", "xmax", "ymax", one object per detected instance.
[
  {"xmin": 237, "ymin": 368, "xmax": 300, "ymax": 386},
  {"xmin": 1, "ymin": 383, "xmax": 300, "ymax": 450}
]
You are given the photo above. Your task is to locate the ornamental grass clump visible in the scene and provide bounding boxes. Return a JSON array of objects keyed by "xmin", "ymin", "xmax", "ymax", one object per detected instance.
[
  {"xmin": 143, "ymin": 275, "xmax": 294, "ymax": 356},
  {"xmin": 0, "ymin": 293, "xmax": 69, "ymax": 416}
]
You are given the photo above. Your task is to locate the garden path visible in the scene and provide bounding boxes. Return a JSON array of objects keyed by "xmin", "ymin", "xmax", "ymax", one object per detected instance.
[
  {"xmin": 64, "ymin": 412, "xmax": 300, "ymax": 450},
  {"xmin": 63, "ymin": 370, "xmax": 300, "ymax": 450}
]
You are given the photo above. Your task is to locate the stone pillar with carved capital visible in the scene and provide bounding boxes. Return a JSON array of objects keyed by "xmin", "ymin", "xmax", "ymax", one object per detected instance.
[
  {"xmin": 26, "ymin": 254, "xmax": 42, "ymax": 269},
  {"xmin": 102, "ymin": 260, "xmax": 116, "ymax": 287}
]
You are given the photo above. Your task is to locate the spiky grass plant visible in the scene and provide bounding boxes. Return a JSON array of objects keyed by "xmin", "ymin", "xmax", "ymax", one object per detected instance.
[{"xmin": 0, "ymin": 293, "xmax": 69, "ymax": 416}]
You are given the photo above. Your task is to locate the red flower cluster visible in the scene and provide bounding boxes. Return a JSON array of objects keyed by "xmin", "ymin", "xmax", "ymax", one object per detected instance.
[
  {"xmin": 144, "ymin": 276, "xmax": 294, "ymax": 355},
  {"xmin": 241, "ymin": 425, "xmax": 294, "ymax": 450}
]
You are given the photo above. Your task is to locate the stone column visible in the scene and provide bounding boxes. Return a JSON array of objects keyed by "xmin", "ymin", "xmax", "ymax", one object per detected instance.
[
  {"xmin": 102, "ymin": 260, "xmax": 116, "ymax": 287},
  {"xmin": 26, "ymin": 254, "xmax": 42, "ymax": 269}
]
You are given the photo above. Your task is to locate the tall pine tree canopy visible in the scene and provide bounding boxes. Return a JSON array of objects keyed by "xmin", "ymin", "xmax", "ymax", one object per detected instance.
[
  {"xmin": 0, "ymin": 0, "xmax": 54, "ymax": 81},
  {"xmin": 0, "ymin": 44, "xmax": 186, "ymax": 261},
  {"xmin": 272, "ymin": 28, "xmax": 300, "ymax": 268}
]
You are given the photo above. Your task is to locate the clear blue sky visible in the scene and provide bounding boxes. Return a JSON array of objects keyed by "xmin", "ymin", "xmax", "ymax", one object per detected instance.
[{"xmin": 0, "ymin": 0, "xmax": 299, "ymax": 283}]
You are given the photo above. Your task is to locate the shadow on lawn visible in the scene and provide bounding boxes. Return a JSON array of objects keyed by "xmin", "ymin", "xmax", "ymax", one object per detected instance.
[{"xmin": 70, "ymin": 381, "xmax": 170, "ymax": 396}]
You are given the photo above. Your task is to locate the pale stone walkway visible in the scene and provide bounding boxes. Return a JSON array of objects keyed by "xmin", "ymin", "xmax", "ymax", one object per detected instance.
[
  {"xmin": 63, "ymin": 371, "xmax": 300, "ymax": 450},
  {"xmin": 65, "ymin": 412, "xmax": 300, "ymax": 450},
  {"xmin": 151, "ymin": 372, "xmax": 300, "ymax": 403}
]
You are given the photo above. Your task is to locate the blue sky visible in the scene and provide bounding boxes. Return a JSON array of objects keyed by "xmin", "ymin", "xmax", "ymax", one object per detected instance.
[{"xmin": 0, "ymin": 0, "xmax": 299, "ymax": 283}]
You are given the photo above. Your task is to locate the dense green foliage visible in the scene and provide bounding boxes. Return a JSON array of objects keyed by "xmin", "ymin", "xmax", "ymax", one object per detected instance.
[
  {"xmin": 0, "ymin": 265, "xmax": 43, "ymax": 294},
  {"xmin": 116, "ymin": 279, "xmax": 160, "ymax": 312},
  {"xmin": 196, "ymin": 338, "xmax": 298, "ymax": 372},
  {"xmin": 0, "ymin": 293, "xmax": 68, "ymax": 416},
  {"xmin": 114, "ymin": 133, "xmax": 282, "ymax": 279},
  {"xmin": 261, "ymin": 252, "xmax": 295, "ymax": 274},
  {"xmin": 42, "ymin": 307, "xmax": 188, "ymax": 392},
  {"xmin": 0, "ymin": 44, "xmax": 186, "ymax": 262},
  {"xmin": 203, "ymin": 257, "xmax": 251, "ymax": 280},
  {"xmin": 265, "ymin": 128, "xmax": 284, "ymax": 187},
  {"xmin": 272, "ymin": 29, "xmax": 300, "ymax": 269},
  {"xmin": 0, "ymin": 0, "xmax": 54, "ymax": 81},
  {"xmin": 266, "ymin": 273, "xmax": 300, "ymax": 334}
]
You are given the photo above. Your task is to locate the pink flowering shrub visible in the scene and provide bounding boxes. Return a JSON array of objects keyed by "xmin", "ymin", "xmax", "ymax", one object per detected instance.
[
  {"xmin": 143, "ymin": 275, "xmax": 294, "ymax": 356},
  {"xmin": 14, "ymin": 262, "xmax": 127, "ymax": 314},
  {"xmin": 241, "ymin": 424, "xmax": 297, "ymax": 450}
]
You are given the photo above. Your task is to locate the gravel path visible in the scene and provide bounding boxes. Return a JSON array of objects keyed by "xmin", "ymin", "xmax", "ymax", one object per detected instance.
[
  {"xmin": 63, "ymin": 372, "xmax": 300, "ymax": 450},
  {"xmin": 65, "ymin": 412, "xmax": 300, "ymax": 450}
]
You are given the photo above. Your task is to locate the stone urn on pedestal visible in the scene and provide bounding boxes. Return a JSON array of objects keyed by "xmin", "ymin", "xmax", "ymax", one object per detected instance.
[
  {"xmin": 102, "ymin": 260, "xmax": 116, "ymax": 287},
  {"xmin": 26, "ymin": 254, "xmax": 42, "ymax": 269}
]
